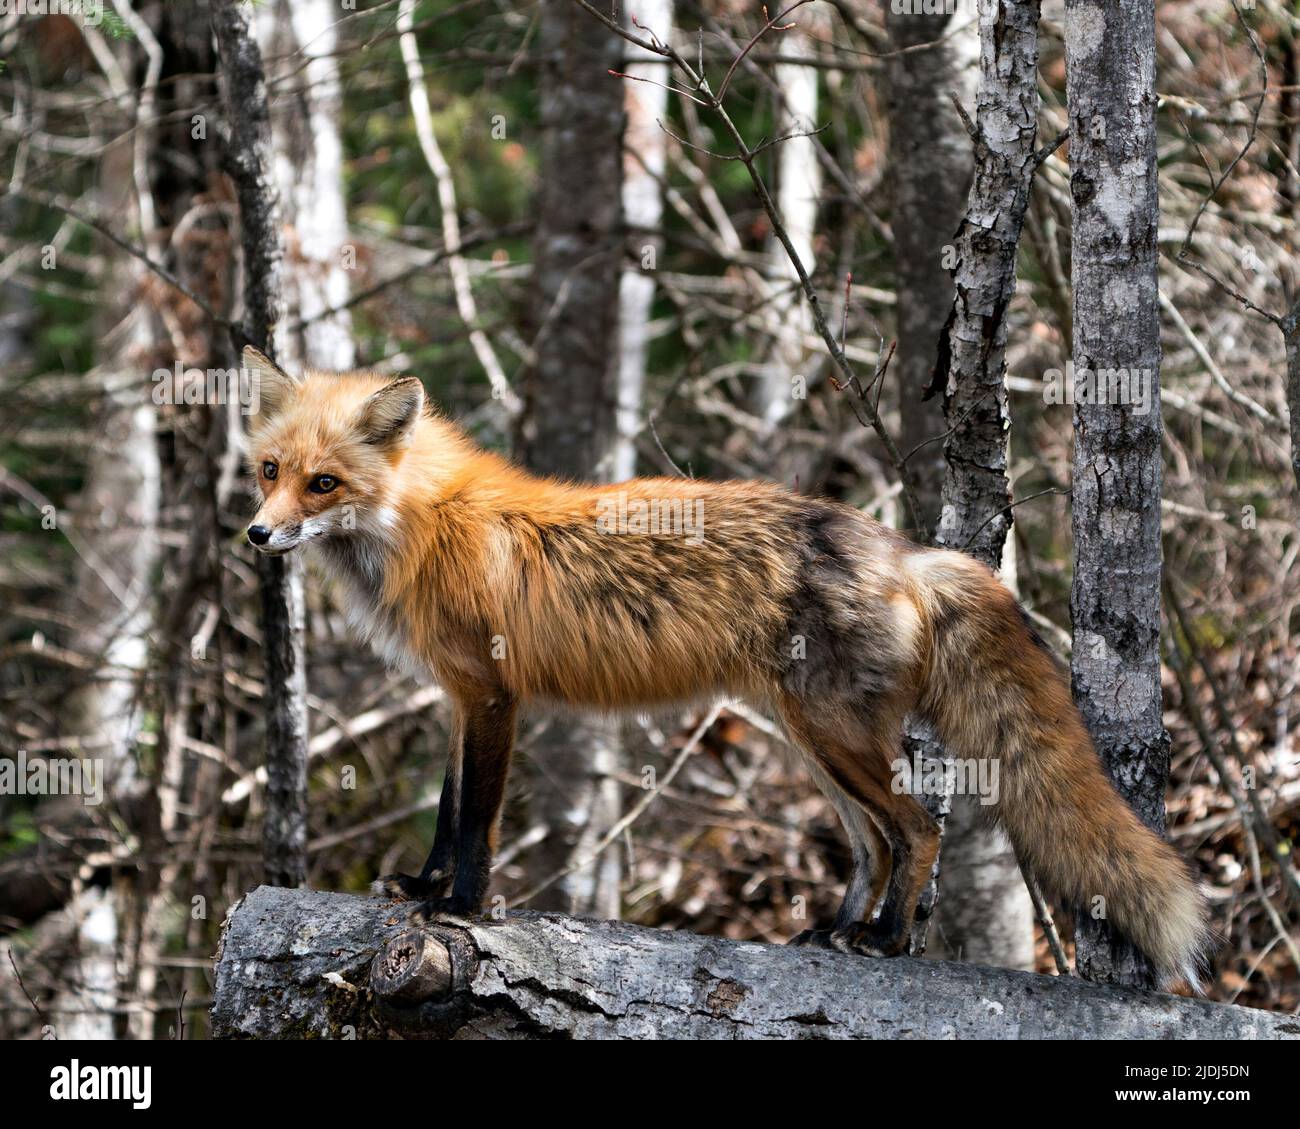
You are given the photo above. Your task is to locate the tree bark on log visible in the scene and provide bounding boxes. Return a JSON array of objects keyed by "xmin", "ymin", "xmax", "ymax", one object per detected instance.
[{"xmin": 211, "ymin": 886, "xmax": 1298, "ymax": 1040}]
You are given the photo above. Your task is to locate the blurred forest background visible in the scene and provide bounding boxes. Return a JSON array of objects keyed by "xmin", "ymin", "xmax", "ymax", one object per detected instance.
[{"xmin": 1, "ymin": 0, "xmax": 1298, "ymax": 1038}]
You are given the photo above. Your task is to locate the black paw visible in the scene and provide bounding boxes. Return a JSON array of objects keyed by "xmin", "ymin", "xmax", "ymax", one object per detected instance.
[
  {"xmin": 373, "ymin": 872, "xmax": 451, "ymax": 902},
  {"xmin": 825, "ymin": 922, "xmax": 905, "ymax": 958},
  {"xmin": 787, "ymin": 928, "xmax": 836, "ymax": 949},
  {"xmin": 407, "ymin": 894, "xmax": 479, "ymax": 926}
]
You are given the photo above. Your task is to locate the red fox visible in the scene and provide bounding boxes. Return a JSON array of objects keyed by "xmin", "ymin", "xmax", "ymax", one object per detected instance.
[{"xmin": 242, "ymin": 346, "xmax": 1210, "ymax": 990}]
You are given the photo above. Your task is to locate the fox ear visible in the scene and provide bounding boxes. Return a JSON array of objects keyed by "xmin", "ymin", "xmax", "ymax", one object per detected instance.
[
  {"xmin": 358, "ymin": 377, "xmax": 425, "ymax": 447},
  {"xmin": 243, "ymin": 346, "xmax": 301, "ymax": 419}
]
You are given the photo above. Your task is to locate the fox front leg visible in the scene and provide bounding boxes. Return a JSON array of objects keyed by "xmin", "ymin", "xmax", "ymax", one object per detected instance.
[
  {"xmin": 407, "ymin": 693, "xmax": 517, "ymax": 925},
  {"xmin": 374, "ymin": 754, "xmax": 461, "ymax": 903}
]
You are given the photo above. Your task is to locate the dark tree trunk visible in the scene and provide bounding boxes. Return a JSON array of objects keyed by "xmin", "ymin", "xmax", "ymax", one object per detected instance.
[
  {"xmin": 885, "ymin": 2, "xmax": 978, "ymax": 535},
  {"xmin": 931, "ymin": 0, "xmax": 1041, "ymax": 571},
  {"xmin": 517, "ymin": 0, "xmax": 625, "ymax": 916},
  {"xmin": 1065, "ymin": 0, "xmax": 1167, "ymax": 988},
  {"xmin": 885, "ymin": 2, "xmax": 981, "ymax": 962},
  {"xmin": 212, "ymin": 0, "xmax": 308, "ymax": 890},
  {"xmin": 521, "ymin": 0, "xmax": 622, "ymax": 476}
]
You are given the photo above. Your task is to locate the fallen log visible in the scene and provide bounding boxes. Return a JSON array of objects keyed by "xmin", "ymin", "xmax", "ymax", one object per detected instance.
[{"xmin": 211, "ymin": 885, "xmax": 1299, "ymax": 1039}]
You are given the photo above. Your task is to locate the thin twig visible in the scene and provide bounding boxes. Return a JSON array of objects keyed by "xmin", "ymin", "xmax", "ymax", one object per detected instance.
[
  {"xmin": 959, "ymin": 487, "xmax": 1072, "ymax": 553},
  {"xmin": 397, "ymin": 0, "xmax": 520, "ymax": 413},
  {"xmin": 1015, "ymin": 854, "xmax": 1072, "ymax": 977},
  {"xmin": 716, "ymin": 0, "xmax": 815, "ymax": 104},
  {"xmin": 7, "ymin": 951, "xmax": 47, "ymax": 1028}
]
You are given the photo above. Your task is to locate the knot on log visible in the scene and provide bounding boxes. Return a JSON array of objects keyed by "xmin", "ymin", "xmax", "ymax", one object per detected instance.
[{"xmin": 369, "ymin": 929, "xmax": 455, "ymax": 1004}]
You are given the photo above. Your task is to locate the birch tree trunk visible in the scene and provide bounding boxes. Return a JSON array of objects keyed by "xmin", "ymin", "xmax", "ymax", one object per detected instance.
[
  {"xmin": 890, "ymin": 2, "xmax": 1035, "ymax": 972},
  {"xmin": 930, "ymin": 0, "xmax": 1036, "ymax": 572},
  {"xmin": 754, "ymin": 17, "xmax": 824, "ymax": 440},
  {"xmin": 256, "ymin": 0, "xmax": 355, "ymax": 373},
  {"xmin": 1065, "ymin": 0, "xmax": 1167, "ymax": 989},
  {"xmin": 212, "ymin": 0, "xmax": 309, "ymax": 890},
  {"xmin": 615, "ymin": 0, "xmax": 672, "ymax": 482},
  {"xmin": 52, "ymin": 20, "xmax": 165, "ymax": 1038},
  {"xmin": 518, "ymin": 0, "xmax": 624, "ymax": 917}
]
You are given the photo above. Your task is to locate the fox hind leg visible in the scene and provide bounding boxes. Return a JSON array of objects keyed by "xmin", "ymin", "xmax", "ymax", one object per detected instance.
[
  {"xmin": 788, "ymin": 768, "xmax": 891, "ymax": 948},
  {"xmin": 828, "ymin": 795, "xmax": 938, "ymax": 957},
  {"xmin": 781, "ymin": 699, "xmax": 937, "ymax": 958}
]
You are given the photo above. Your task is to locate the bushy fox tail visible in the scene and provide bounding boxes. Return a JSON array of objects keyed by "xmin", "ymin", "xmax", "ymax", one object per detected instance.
[{"xmin": 910, "ymin": 551, "xmax": 1211, "ymax": 991}]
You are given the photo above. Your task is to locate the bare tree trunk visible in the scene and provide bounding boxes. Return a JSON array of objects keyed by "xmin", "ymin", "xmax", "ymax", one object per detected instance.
[
  {"xmin": 212, "ymin": 0, "xmax": 308, "ymax": 890},
  {"xmin": 51, "ymin": 22, "xmax": 165, "ymax": 1037},
  {"xmin": 53, "ymin": 889, "xmax": 119, "ymax": 1040},
  {"xmin": 66, "ymin": 211, "xmax": 158, "ymax": 818},
  {"xmin": 754, "ymin": 16, "xmax": 824, "ymax": 440},
  {"xmin": 518, "ymin": 0, "xmax": 624, "ymax": 917},
  {"xmin": 885, "ymin": 0, "xmax": 978, "ymax": 534},
  {"xmin": 930, "ymin": 0, "xmax": 1038, "ymax": 571},
  {"xmin": 891, "ymin": 2, "xmax": 1035, "ymax": 972},
  {"xmin": 520, "ymin": 0, "xmax": 621, "ymax": 478},
  {"xmin": 1065, "ymin": 0, "xmax": 1167, "ymax": 989},
  {"xmin": 615, "ymin": 0, "xmax": 672, "ymax": 482},
  {"xmin": 257, "ymin": 0, "xmax": 355, "ymax": 373}
]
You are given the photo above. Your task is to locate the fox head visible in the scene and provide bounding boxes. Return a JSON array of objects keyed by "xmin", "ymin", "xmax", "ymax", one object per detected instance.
[{"xmin": 242, "ymin": 346, "xmax": 425, "ymax": 555}]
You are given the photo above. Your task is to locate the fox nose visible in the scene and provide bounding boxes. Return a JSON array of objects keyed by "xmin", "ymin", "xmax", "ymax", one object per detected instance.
[{"xmin": 247, "ymin": 524, "xmax": 271, "ymax": 546}]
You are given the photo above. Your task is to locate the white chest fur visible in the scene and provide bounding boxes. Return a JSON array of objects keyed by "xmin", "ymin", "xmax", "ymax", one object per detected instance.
[{"xmin": 313, "ymin": 515, "xmax": 425, "ymax": 678}]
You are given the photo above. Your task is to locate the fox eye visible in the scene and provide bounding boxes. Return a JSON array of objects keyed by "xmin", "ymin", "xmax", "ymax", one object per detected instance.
[
  {"xmin": 308, "ymin": 474, "xmax": 339, "ymax": 495},
  {"xmin": 262, "ymin": 461, "xmax": 278, "ymax": 480}
]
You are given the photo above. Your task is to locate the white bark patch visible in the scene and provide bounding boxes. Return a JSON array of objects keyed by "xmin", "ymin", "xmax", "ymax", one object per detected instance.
[
  {"xmin": 1069, "ymin": 7, "xmax": 1106, "ymax": 58},
  {"xmin": 1100, "ymin": 277, "xmax": 1141, "ymax": 316},
  {"xmin": 1095, "ymin": 159, "xmax": 1147, "ymax": 234},
  {"xmin": 983, "ymin": 110, "xmax": 1022, "ymax": 148}
]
